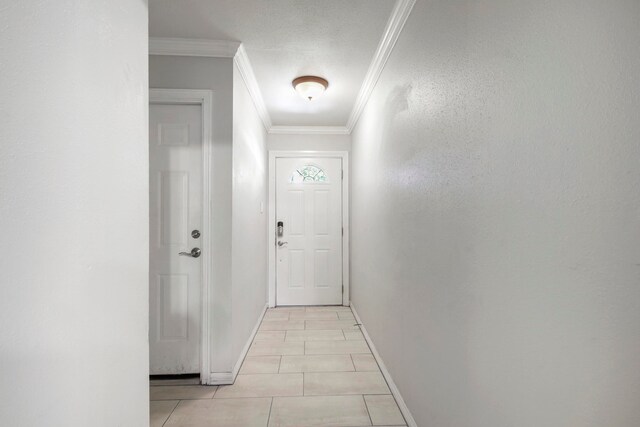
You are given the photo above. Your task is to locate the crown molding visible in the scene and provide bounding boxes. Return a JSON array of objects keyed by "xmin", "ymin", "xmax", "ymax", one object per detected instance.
[
  {"xmin": 233, "ymin": 44, "xmax": 272, "ymax": 130},
  {"xmin": 148, "ymin": 0, "xmax": 417, "ymax": 136},
  {"xmin": 345, "ymin": 0, "xmax": 416, "ymax": 132},
  {"xmin": 149, "ymin": 37, "xmax": 241, "ymax": 57},
  {"xmin": 269, "ymin": 126, "xmax": 350, "ymax": 135}
]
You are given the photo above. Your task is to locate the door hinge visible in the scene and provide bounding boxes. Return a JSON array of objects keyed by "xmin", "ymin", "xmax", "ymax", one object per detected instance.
[
  {"xmin": 341, "ymin": 169, "xmax": 344, "ymax": 180},
  {"xmin": 342, "ymin": 227, "xmax": 344, "ymax": 236}
]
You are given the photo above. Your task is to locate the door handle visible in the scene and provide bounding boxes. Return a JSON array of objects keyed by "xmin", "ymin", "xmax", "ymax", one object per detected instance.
[
  {"xmin": 179, "ymin": 248, "xmax": 201, "ymax": 258},
  {"xmin": 277, "ymin": 241, "xmax": 288, "ymax": 247}
]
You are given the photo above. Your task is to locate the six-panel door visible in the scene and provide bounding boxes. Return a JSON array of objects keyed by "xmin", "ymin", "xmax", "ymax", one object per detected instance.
[
  {"xmin": 149, "ymin": 102, "xmax": 202, "ymax": 374},
  {"xmin": 276, "ymin": 157, "xmax": 343, "ymax": 305}
]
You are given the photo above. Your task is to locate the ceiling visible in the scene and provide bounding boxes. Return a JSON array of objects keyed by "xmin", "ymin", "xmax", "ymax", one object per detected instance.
[{"xmin": 149, "ymin": 0, "xmax": 397, "ymax": 127}]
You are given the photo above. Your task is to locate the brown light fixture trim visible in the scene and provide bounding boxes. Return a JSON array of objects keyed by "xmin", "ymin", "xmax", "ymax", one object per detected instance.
[{"xmin": 291, "ymin": 76, "xmax": 329, "ymax": 89}]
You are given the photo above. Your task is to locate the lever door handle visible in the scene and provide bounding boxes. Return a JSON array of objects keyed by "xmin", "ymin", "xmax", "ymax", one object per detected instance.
[
  {"xmin": 179, "ymin": 248, "xmax": 201, "ymax": 258},
  {"xmin": 277, "ymin": 241, "xmax": 288, "ymax": 247}
]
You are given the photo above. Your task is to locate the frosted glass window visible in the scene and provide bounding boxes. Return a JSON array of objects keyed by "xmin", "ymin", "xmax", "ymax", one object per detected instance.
[{"xmin": 290, "ymin": 165, "xmax": 328, "ymax": 183}]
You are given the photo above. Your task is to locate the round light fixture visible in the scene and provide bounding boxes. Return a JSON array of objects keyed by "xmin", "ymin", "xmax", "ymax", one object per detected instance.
[{"xmin": 292, "ymin": 76, "xmax": 329, "ymax": 101}]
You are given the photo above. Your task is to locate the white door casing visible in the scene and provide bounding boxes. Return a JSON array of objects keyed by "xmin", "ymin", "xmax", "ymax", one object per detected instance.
[
  {"xmin": 149, "ymin": 101, "xmax": 203, "ymax": 375},
  {"xmin": 275, "ymin": 157, "xmax": 344, "ymax": 305}
]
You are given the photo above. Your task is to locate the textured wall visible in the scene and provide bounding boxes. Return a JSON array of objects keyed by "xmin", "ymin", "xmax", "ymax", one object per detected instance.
[
  {"xmin": 231, "ymin": 62, "xmax": 269, "ymax": 366},
  {"xmin": 149, "ymin": 56, "xmax": 235, "ymax": 373},
  {"xmin": 351, "ymin": 1, "xmax": 640, "ymax": 426},
  {"xmin": 0, "ymin": 1, "xmax": 149, "ymax": 425}
]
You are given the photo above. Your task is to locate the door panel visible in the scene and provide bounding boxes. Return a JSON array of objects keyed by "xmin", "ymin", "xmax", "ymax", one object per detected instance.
[
  {"xmin": 159, "ymin": 172, "xmax": 189, "ymax": 246},
  {"xmin": 158, "ymin": 274, "xmax": 189, "ymax": 339},
  {"xmin": 149, "ymin": 103, "xmax": 202, "ymax": 374},
  {"xmin": 276, "ymin": 157, "xmax": 343, "ymax": 305}
]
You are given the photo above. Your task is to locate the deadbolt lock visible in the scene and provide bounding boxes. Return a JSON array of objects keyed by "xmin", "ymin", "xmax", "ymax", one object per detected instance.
[{"xmin": 191, "ymin": 229, "xmax": 201, "ymax": 239}]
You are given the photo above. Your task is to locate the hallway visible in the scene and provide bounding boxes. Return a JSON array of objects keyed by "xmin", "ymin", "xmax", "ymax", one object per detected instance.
[
  {"xmin": 3, "ymin": 1, "xmax": 640, "ymax": 426},
  {"xmin": 150, "ymin": 306, "xmax": 406, "ymax": 426}
]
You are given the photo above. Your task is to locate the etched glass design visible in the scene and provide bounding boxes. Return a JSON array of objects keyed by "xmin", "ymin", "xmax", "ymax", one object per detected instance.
[{"xmin": 290, "ymin": 165, "xmax": 328, "ymax": 183}]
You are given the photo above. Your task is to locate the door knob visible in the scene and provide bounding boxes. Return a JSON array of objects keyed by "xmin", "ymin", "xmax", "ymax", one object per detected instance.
[
  {"xmin": 277, "ymin": 241, "xmax": 288, "ymax": 247},
  {"xmin": 179, "ymin": 248, "xmax": 201, "ymax": 258}
]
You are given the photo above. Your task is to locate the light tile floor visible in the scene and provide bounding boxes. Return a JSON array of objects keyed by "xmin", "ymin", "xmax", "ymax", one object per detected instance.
[{"xmin": 150, "ymin": 306, "xmax": 407, "ymax": 427}]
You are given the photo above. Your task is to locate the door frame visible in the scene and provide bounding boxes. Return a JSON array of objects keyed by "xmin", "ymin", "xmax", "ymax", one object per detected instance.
[
  {"xmin": 268, "ymin": 150, "xmax": 350, "ymax": 307},
  {"xmin": 149, "ymin": 88, "xmax": 213, "ymax": 384}
]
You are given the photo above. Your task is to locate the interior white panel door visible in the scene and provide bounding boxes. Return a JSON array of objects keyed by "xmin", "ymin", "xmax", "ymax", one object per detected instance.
[
  {"xmin": 276, "ymin": 157, "xmax": 343, "ymax": 305},
  {"xmin": 149, "ymin": 103, "xmax": 202, "ymax": 374}
]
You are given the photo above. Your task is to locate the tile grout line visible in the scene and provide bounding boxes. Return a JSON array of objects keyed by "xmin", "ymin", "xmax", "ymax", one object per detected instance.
[
  {"xmin": 362, "ymin": 394, "xmax": 375, "ymax": 426},
  {"xmin": 266, "ymin": 397, "xmax": 274, "ymax": 427},
  {"xmin": 349, "ymin": 353, "xmax": 357, "ymax": 372},
  {"xmin": 161, "ymin": 399, "xmax": 180, "ymax": 427},
  {"xmin": 210, "ymin": 394, "xmax": 304, "ymax": 401},
  {"xmin": 161, "ymin": 392, "xmax": 392, "ymax": 401}
]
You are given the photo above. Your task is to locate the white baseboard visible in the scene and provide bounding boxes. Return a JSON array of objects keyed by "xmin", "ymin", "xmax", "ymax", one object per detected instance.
[
  {"xmin": 205, "ymin": 303, "xmax": 268, "ymax": 385},
  {"xmin": 207, "ymin": 372, "xmax": 234, "ymax": 385},
  {"xmin": 350, "ymin": 304, "xmax": 417, "ymax": 427}
]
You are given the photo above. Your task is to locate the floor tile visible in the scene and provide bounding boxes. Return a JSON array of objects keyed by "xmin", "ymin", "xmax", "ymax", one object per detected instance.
[
  {"xmin": 150, "ymin": 385, "xmax": 217, "ymax": 401},
  {"xmin": 289, "ymin": 311, "xmax": 340, "ymax": 320},
  {"xmin": 364, "ymin": 395, "xmax": 406, "ymax": 426},
  {"xmin": 352, "ymin": 354, "xmax": 380, "ymax": 372},
  {"xmin": 270, "ymin": 306, "xmax": 306, "ymax": 312},
  {"xmin": 248, "ymin": 341, "xmax": 304, "ymax": 356},
  {"xmin": 264, "ymin": 311, "xmax": 290, "ymax": 320},
  {"xmin": 269, "ymin": 395, "xmax": 371, "ymax": 427},
  {"xmin": 304, "ymin": 372, "xmax": 390, "ymax": 396},
  {"xmin": 240, "ymin": 356, "xmax": 281, "ymax": 374},
  {"xmin": 305, "ymin": 306, "xmax": 353, "ymax": 312},
  {"xmin": 285, "ymin": 329, "xmax": 345, "ymax": 341},
  {"xmin": 338, "ymin": 311, "xmax": 356, "ymax": 320},
  {"xmin": 164, "ymin": 398, "xmax": 272, "ymax": 427},
  {"xmin": 254, "ymin": 330, "xmax": 286, "ymax": 341},
  {"xmin": 344, "ymin": 330, "xmax": 365, "ymax": 340},
  {"xmin": 150, "ymin": 377, "xmax": 200, "ymax": 386},
  {"xmin": 305, "ymin": 320, "xmax": 360, "ymax": 330},
  {"xmin": 150, "ymin": 400, "xmax": 178, "ymax": 427},
  {"xmin": 259, "ymin": 320, "xmax": 305, "ymax": 331},
  {"xmin": 214, "ymin": 374, "xmax": 303, "ymax": 398},
  {"xmin": 149, "ymin": 305, "xmax": 404, "ymax": 426},
  {"xmin": 305, "ymin": 340, "xmax": 371, "ymax": 355},
  {"xmin": 279, "ymin": 355, "xmax": 354, "ymax": 373}
]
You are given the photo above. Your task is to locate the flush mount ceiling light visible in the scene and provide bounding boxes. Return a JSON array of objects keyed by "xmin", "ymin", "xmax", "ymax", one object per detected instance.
[{"xmin": 292, "ymin": 76, "xmax": 329, "ymax": 101}]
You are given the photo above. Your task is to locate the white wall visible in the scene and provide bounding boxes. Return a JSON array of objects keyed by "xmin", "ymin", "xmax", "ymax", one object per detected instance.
[
  {"xmin": 149, "ymin": 56, "xmax": 235, "ymax": 374},
  {"xmin": 351, "ymin": 1, "xmax": 640, "ymax": 426},
  {"xmin": 268, "ymin": 133, "xmax": 351, "ymax": 152},
  {"xmin": 0, "ymin": 1, "xmax": 149, "ymax": 425},
  {"xmin": 231, "ymin": 62, "xmax": 269, "ymax": 367}
]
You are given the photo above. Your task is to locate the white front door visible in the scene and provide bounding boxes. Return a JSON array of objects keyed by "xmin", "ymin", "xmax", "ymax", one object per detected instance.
[
  {"xmin": 276, "ymin": 157, "xmax": 343, "ymax": 305},
  {"xmin": 149, "ymin": 102, "xmax": 202, "ymax": 374}
]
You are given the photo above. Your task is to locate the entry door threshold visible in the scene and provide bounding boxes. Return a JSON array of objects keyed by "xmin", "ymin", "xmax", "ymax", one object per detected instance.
[{"xmin": 149, "ymin": 373, "xmax": 200, "ymax": 386}]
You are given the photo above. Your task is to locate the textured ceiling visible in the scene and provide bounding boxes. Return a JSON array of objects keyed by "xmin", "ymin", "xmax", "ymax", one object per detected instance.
[{"xmin": 149, "ymin": 0, "xmax": 396, "ymax": 126}]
